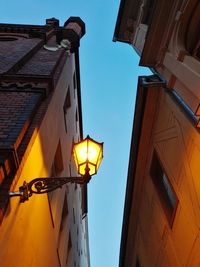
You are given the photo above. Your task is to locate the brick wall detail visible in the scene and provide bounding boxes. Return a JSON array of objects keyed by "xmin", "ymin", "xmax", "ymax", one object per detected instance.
[
  {"xmin": 0, "ymin": 85, "xmax": 43, "ymax": 221},
  {"xmin": 17, "ymin": 42, "xmax": 63, "ymax": 76},
  {"xmin": 0, "ymin": 16, "xmax": 85, "ymax": 223},
  {"xmin": 0, "ymin": 90, "xmax": 42, "ymax": 150}
]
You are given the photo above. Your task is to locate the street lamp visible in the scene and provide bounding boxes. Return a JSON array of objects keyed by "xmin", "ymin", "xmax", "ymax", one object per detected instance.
[{"xmin": 9, "ymin": 135, "xmax": 103, "ymax": 202}]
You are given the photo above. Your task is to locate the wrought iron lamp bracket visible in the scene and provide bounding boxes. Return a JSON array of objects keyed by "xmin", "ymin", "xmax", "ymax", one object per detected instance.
[
  {"xmin": 8, "ymin": 135, "xmax": 103, "ymax": 203},
  {"xmin": 9, "ymin": 175, "xmax": 91, "ymax": 202}
]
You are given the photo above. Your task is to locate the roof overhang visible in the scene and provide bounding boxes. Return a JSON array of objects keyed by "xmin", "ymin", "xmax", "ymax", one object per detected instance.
[{"xmin": 113, "ymin": 0, "xmax": 141, "ymax": 43}]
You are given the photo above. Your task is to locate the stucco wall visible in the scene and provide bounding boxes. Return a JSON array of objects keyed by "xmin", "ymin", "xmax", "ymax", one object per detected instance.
[
  {"xmin": 134, "ymin": 88, "xmax": 200, "ymax": 267},
  {"xmin": 0, "ymin": 54, "xmax": 89, "ymax": 267}
]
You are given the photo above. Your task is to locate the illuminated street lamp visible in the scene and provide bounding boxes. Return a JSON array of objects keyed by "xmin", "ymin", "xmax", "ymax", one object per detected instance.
[
  {"xmin": 9, "ymin": 135, "xmax": 103, "ymax": 202},
  {"xmin": 73, "ymin": 135, "xmax": 103, "ymax": 178}
]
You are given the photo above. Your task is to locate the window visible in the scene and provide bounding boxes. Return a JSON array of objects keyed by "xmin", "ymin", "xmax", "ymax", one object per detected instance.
[
  {"xmin": 57, "ymin": 194, "xmax": 69, "ymax": 266},
  {"xmin": 68, "ymin": 163, "xmax": 72, "ymax": 177},
  {"xmin": 66, "ymin": 234, "xmax": 72, "ymax": 267},
  {"xmin": 57, "ymin": 249, "xmax": 61, "ymax": 267},
  {"xmin": 63, "ymin": 87, "xmax": 71, "ymax": 132},
  {"xmin": 59, "ymin": 194, "xmax": 68, "ymax": 231},
  {"xmin": 77, "ymin": 226, "xmax": 79, "ymax": 236},
  {"xmin": 73, "ymin": 207, "xmax": 76, "ymax": 224},
  {"xmin": 75, "ymin": 109, "xmax": 78, "ymax": 133},
  {"xmin": 48, "ymin": 140, "xmax": 64, "ymax": 226},
  {"xmin": 135, "ymin": 257, "xmax": 141, "ymax": 267},
  {"xmin": 73, "ymin": 71, "xmax": 77, "ymax": 98},
  {"xmin": 53, "ymin": 140, "xmax": 64, "ymax": 175},
  {"xmin": 150, "ymin": 151, "xmax": 178, "ymax": 225}
]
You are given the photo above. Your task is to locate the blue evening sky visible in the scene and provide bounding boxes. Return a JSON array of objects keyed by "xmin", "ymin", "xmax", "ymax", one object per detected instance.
[{"xmin": 2, "ymin": 1, "xmax": 150, "ymax": 266}]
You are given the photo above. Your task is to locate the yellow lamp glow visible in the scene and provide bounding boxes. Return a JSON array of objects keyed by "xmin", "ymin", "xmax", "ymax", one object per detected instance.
[
  {"xmin": 72, "ymin": 135, "xmax": 103, "ymax": 177},
  {"xmin": 9, "ymin": 135, "xmax": 103, "ymax": 202}
]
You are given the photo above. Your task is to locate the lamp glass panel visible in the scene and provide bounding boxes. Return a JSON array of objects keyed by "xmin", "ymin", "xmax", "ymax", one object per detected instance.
[
  {"xmin": 79, "ymin": 163, "xmax": 87, "ymax": 176},
  {"xmin": 88, "ymin": 163, "xmax": 96, "ymax": 176},
  {"xmin": 79, "ymin": 163, "xmax": 96, "ymax": 176},
  {"xmin": 74, "ymin": 139, "xmax": 88, "ymax": 165},
  {"xmin": 87, "ymin": 140, "xmax": 101, "ymax": 165},
  {"xmin": 96, "ymin": 150, "xmax": 103, "ymax": 169}
]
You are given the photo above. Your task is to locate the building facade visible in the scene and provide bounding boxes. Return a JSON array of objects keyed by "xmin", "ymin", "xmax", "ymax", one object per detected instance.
[
  {"xmin": 114, "ymin": 0, "xmax": 200, "ymax": 266},
  {"xmin": 0, "ymin": 17, "xmax": 90, "ymax": 267}
]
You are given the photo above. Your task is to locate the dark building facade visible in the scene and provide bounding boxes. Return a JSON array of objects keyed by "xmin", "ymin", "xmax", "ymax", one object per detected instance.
[
  {"xmin": 0, "ymin": 17, "xmax": 90, "ymax": 267},
  {"xmin": 114, "ymin": 0, "xmax": 200, "ymax": 266}
]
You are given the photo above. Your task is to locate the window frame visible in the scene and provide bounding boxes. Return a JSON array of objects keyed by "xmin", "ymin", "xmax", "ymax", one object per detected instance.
[
  {"xmin": 63, "ymin": 87, "xmax": 71, "ymax": 133},
  {"xmin": 73, "ymin": 71, "xmax": 77, "ymax": 98},
  {"xmin": 150, "ymin": 150, "xmax": 178, "ymax": 227}
]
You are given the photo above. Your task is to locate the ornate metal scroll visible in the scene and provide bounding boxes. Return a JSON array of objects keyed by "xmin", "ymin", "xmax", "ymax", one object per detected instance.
[{"xmin": 11, "ymin": 176, "xmax": 87, "ymax": 202}]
